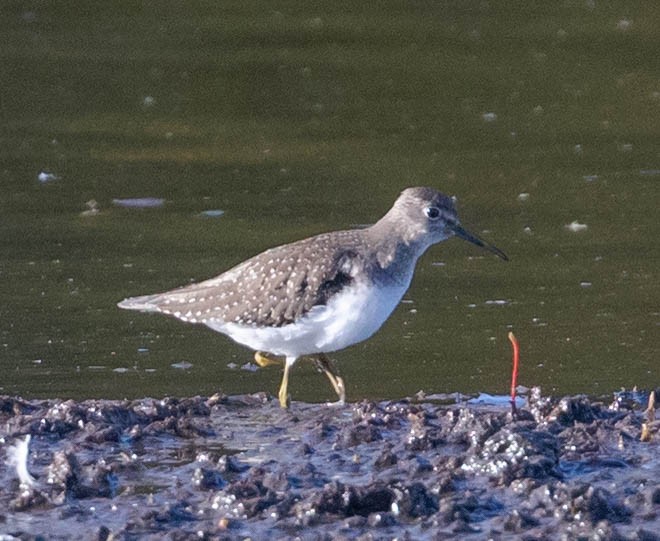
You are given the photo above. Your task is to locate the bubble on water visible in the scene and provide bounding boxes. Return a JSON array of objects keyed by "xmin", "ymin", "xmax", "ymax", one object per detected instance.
[
  {"xmin": 199, "ymin": 209, "xmax": 225, "ymax": 218},
  {"xmin": 171, "ymin": 361, "xmax": 193, "ymax": 370},
  {"xmin": 38, "ymin": 170, "xmax": 59, "ymax": 183},
  {"xmin": 113, "ymin": 198, "xmax": 165, "ymax": 208},
  {"xmin": 616, "ymin": 19, "xmax": 632, "ymax": 31},
  {"xmin": 565, "ymin": 221, "xmax": 588, "ymax": 233}
]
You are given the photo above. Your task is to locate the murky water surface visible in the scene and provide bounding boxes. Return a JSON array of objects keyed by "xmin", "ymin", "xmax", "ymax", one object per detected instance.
[{"xmin": 1, "ymin": 2, "xmax": 658, "ymax": 402}]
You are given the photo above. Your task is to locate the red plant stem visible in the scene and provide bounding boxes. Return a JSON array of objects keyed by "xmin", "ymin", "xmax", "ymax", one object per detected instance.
[{"xmin": 508, "ymin": 332, "xmax": 519, "ymax": 407}]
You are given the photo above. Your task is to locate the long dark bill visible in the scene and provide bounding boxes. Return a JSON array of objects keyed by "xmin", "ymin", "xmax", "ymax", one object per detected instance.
[{"xmin": 451, "ymin": 224, "xmax": 509, "ymax": 261}]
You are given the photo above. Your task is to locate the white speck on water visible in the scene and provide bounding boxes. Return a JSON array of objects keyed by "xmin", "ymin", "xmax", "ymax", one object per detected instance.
[
  {"xmin": 640, "ymin": 169, "xmax": 660, "ymax": 176},
  {"xmin": 616, "ymin": 18, "xmax": 632, "ymax": 31},
  {"xmin": 112, "ymin": 198, "xmax": 165, "ymax": 208},
  {"xmin": 171, "ymin": 361, "xmax": 193, "ymax": 370},
  {"xmin": 199, "ymin": 209, "xmax": 225, "ymax": 218},
  {"xmin": 306, "ymin": 17, "xmax": 323, "ymax": 29},
  {"xmin": 618, "ymin": 143, "xmax": 633, "ymax": 152},
  {"xmin": 142, "ymin": 95, "xmax": 156, "ymax": 107},
  {"xmin": 565, "ymin": 221, "xmax": 588, "ymax": 233},
  {"xmin": 485, "ymin": 299, "xmax": 509, "ymax": 306},
  {"xmin": 482, "ymin": 112, "xmax": 497, "ymax": 122},
  {"xmin": 517, "ymin": 193, "xmax": 530, "ymax": 202},
  {"xmin": 38, "ymin": 170, "xmax": 59, "ymax": 183},
  {"xmin": 574, "ymin": 144, "xmax": 583, "ymax": 154},
  {"xmin": 112, "ymin": 367, "xmax": 130, "ymax": 373},
  {"xmin": 523, "ymin": 226, "xmax": 533, "ymax": 235},
  {"xmin": 580, "ymin": 281, "xmax": 592, "ymax": 288},
  {"xmin": 583, "ymin": 175, "xmax": 598, "ymax": 182},
  {"xmin": 241, "ymin": 362, "xmax": 258, "ymax": 372},
  {"xmin": 531, "ymin": 317, "xmax": 547, "ymax": 327},
  {"xmin": 80, "ymin": 199, "xmax": 100, "ymax": 217},
  {"xmin": 533, "ymin": 105, "xmax": 544, "ymax": 115}
]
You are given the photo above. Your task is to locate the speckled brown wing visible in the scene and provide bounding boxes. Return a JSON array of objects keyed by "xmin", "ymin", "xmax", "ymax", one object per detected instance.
[{"xmin": 127, "ymin": 231, "xmax": 368, "ymax": 328}]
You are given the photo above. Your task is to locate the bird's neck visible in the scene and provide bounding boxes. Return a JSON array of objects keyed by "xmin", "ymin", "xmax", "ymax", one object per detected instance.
[{"xmin": 365, "ymin": 220, "xmax": 430, "ymax": 284}]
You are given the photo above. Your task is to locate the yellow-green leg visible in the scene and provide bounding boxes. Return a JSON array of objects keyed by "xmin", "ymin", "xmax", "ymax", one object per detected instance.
[
  {"xmin": 255, "ymin": 351, "xmax": 290, "ymax": 408},
  {"xmin": 313, "ymin": 353, "xmax": 346, "ymax": 405},
  {"xmin": 278, "ymin": 357, "xmax": 294, "ymax": 408},
  {"xmin": 255, "ymin": 351, "xmax": 345, "ymax": 407}
]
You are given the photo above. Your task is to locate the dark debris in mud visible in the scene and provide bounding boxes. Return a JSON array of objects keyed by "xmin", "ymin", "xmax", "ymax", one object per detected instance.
[{"xmin": 0, "ymin": 389, "xmax": 658, "ymax": 540}]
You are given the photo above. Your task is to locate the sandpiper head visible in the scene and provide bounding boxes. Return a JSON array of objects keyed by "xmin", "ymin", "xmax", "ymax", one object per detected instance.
[{"xmin": 393, "ymin": 187, "xmax": 508, "ymax": 260}]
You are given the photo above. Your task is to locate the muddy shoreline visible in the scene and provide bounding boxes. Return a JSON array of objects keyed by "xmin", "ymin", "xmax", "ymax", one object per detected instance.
[{"xmin": 1, "ymin": 389, "xmax": 658, "ymax": 540}]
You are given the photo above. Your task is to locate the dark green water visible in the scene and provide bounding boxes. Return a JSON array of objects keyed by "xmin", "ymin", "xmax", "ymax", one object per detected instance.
[{"xmin": 1, "ymin": 1, "xmax": 658, "ymax": 403}]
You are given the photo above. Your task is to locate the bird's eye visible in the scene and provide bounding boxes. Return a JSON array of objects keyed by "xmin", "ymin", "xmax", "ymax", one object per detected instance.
[{"xmin": 425, "ymin": 206, "xmax": 441, "ymax": 220}]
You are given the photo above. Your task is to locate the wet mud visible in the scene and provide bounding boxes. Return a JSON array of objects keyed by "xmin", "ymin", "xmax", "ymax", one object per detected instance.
[{"xmin": 0, "ymin": 389, "xmax": 658, "ymax": 540}]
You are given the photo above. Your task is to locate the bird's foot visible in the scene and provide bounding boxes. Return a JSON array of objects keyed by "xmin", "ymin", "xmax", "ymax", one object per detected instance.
[
  {"xmin": 313, "ymin": 354, "xmax": 346, "ymax": 404},
  {"xmin": 278, "ymin": 393, "xmax": 290, "ymax": 409},
  {"xmin": 255, "ymin": 351, "xmax": 284, "ymax": 368},
  {"xmin": 278, "ymin": 359, "xmax": 292, "ymax": 408}
]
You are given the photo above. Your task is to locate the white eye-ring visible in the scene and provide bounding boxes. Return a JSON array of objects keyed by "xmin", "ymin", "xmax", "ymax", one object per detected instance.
[{"xmin": 425, "ymin": 206, "xmax": 441, "ymax": 220}]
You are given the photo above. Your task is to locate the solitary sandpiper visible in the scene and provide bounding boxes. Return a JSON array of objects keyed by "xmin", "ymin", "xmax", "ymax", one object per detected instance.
[{"xmin": 118, "ymin": 187, "xmax": 507, "ymax": 407}]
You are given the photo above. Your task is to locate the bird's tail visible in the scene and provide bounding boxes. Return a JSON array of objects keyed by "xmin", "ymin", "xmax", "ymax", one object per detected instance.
[{"xmin": 117, "ymin": 294, "xmax": 163, "ymax": 312}]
